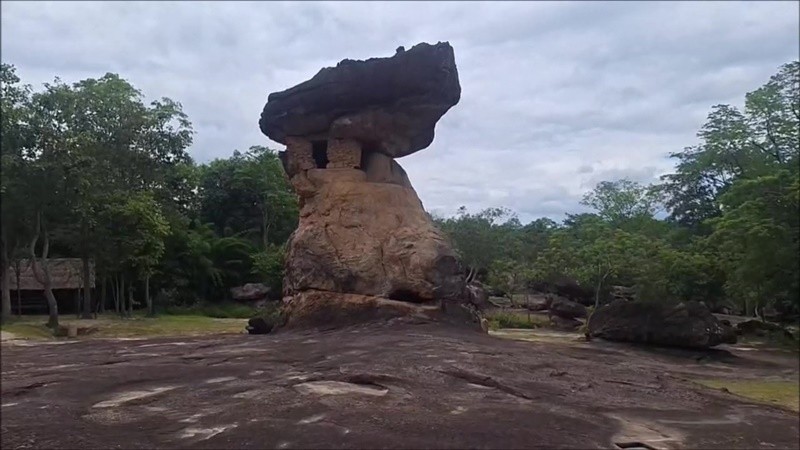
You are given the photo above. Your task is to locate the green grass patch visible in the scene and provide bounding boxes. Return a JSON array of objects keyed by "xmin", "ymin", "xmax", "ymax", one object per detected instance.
[
  {"xmin": 162, "ymin": 302, "xmax": 260, "ymax": 319},
  {"xmin": 1, "ymin": 314, "xmax": 248, "ymax": 340},
  {"xmin": 696, "ymin": 379, "xmax": 800, "ymax": 412},
  {"xmin": 90, "ymin": 315, "xmax": 247, "ymax": 338},
  {"xmin": 0, "ymin": 320, "xmax": 57, "ymax": 340},
  {"xmin": 485, "ymin": 310, "xmax": 550, "ymax": 330}
]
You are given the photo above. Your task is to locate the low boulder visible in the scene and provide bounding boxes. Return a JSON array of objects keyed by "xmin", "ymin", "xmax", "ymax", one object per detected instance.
[
  {"xmin": 549, "ymin": 297, "xmax": 588, "ymax": 320},
  {"xmin": 551, "ymin": 278, "xmax": 595, "ymax": 306},
  {"xmin": 465, "ymin": 282, "xmax": 489, "ymax": 311},
  {"xmin": 610, "ymin": 285, "xmax": 636, "ymax": 302},
  {"xmin": 246, "ymin": 317, "xmax": 274, "ymax": 335},
  {"xmin": 524, "ymin": 294, "xmax": 551, "ymax": 312},
  {"xmin": 231, "ymin": 283, "xmax": 272, "ymax": 302},
  {"xmin": 487, "ymin": 296, "xmax": 512, "ymax": 308},
  {"xmin": 53, "ymin": 324, "xmax": 99, "ymax": 338},
  {"xmin": 587, "ymin": 300, "xmax": 737, "ymax": 349},
  {"xmin": 550, "ymin": 315, "xmax": 582, "ymax": 331}
]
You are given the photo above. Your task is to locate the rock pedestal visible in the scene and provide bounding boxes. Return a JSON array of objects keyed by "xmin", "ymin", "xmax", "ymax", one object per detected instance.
[{"xmin": 259, "ymin": 42, "xmax": 482, "ymax": 330}]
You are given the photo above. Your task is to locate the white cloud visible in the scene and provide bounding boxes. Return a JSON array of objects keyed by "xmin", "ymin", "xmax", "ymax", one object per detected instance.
[{"xmin": 2, "ymin": 0, "xmax": 797, "ymax": 222}]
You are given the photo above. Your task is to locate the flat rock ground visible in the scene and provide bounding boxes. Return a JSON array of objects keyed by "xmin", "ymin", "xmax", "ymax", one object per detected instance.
[{"xmin": 1, "ymin": 322, "xmax": 798, "ymax": 449}]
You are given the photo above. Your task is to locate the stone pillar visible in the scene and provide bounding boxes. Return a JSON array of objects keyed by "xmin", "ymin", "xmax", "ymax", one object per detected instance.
[
  {"xmin": 284, "ymin": 137, "xmax": 315, "ymax": 176},
  {"xmin": 327, "ymin": 138, "xmax": 362, "ymax": 169}
]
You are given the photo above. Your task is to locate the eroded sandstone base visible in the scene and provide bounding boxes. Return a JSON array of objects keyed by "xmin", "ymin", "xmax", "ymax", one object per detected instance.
[{"xmin": 2, "ymin": 325, "xmax": 798, "ymax": 449}]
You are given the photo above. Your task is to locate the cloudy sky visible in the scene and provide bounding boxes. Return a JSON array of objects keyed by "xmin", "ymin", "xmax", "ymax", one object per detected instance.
[{"xmin": 2, "ymin": 1, "xmax": 798, "ymax": 222}]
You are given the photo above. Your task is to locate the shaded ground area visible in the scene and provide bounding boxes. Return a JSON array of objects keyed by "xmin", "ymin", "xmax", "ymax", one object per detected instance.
[{"xmin": 1, "ymin": 322, "xmax": 798, "ymax": 449}]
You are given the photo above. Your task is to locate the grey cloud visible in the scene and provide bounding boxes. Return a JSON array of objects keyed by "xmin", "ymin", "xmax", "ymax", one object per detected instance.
[{"xmin": 2, "ymin": 1, "xmax": 797, "ymax": 223}]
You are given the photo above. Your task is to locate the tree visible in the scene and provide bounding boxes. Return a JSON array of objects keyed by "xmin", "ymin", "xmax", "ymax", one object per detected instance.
[
  {"xmin": 581, "ymin": 179, "xmax": 662, "ymax": 225},
  {"xmin": 106, "ymin": 193, "xmax": 170, "ymax": 316},
  {"xmin": 251, "ymin": 244, "xmax": 286, "ymax": 294},
  {"xmin": 706, "ymin": 170, "xmax": 799, "ymax": 316},
  {"xmin": 0, "ymin": 63, "xmax": 32, "ymax": 322},
  {"xmin": 199, "ymin": 146, "xmax": 297, "ymax": 249},
  {"xmin": 660, "ymin": 61, "xmax": 799, "ymax": 230},
  {"xmin": 435, "ymin": 206, "xmax": 518, "ymax": 281},
  {"xmin": 17, "ymin": 77, "xmax": 87, "ymax": 328}
]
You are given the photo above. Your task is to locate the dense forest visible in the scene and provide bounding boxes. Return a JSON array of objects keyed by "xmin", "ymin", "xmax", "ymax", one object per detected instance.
[{"xmin": 1, "ymin": 61, "xmax": 797, "ymax": 328}]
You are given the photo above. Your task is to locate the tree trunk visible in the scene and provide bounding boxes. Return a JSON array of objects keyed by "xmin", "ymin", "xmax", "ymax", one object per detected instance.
[
  {"xmin": 128, "ymin": 283, "xmax": 134, "ymax": 317},
  {"xmin": 80, "ymin": 256, "xmax": 92, "ymax": 319},
  {"xmin": 120, "ymin": 275, "xmax": 126, "ymax": 317},
  {"xmin": 29, "ymin": 216, "xmax": 58, "ymax": 329},
  {"xmin": 100, "ymin": 275, "xmax": 107, "ymax": 314},
  {"xmin": 594, "ymin": 268, "xmax": 610, "ymax": 309},
  {"xmin": 466, "ymin": 267, "xmax": 475, "ymax": 284},
  {"xmin": 0, "ymin": 229, "xmax": 11, "ymax": 323},
  {"xmin": 15, "ymin": 259, "xmax": 22, "ymax": 316},
  {"xmin": 145, "ymin": 275, "xmax": 153, "ymax": 317},
  {"xmin": 113, "ymin": 275, "xmax": 120, "ymax": 314},
  {"xmin": 261, "ymin": 207, "xmax": 269, "ymax": 250}
]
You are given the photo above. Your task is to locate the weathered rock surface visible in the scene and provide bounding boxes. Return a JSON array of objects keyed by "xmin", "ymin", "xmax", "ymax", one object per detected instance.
[
  {"xmin": 246, "ymin": 317, "xmax": 273, "ymax": 335},
  {"xmin": 522, "ymin": 294, "xmax": 552, "ymax": 311},
  {"xmin": 549, "ymin": 315, "xmax": 583, "ymax": 331},
  {"xmin": 465, "ymin": 282, "xmax": 489, "ymax": 311},
  {"xmin": 259, "ymin": 42, "xmax": 461, "ymax": 158},
  {"xmin": 3, "ymin": 323, "xmax": 799, "ymax": 449},
  {"xmin": 587, "ymin": 300, "xmax": 738, "ymax": 349},
  {"xmin": 230, "ymin": 283, "xmax": 271, "ymax": 302},
  {"xmin": 283, "ymin": 171, "xmax": 464, "ymax": 304},
  {"xmin": 549, "ymin": 297, "xmax": 588, "ymax": 320},
  {"xmin": 487, "ymin": 296, "xmax": 513, "ymax": 308},
  {"xmin": 531, "ymin": 277, "xmax": 596, "ymax": 306}
]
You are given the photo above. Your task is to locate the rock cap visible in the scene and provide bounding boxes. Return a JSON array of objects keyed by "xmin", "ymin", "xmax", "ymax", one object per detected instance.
[{"xmin": 259, "ymin": 42, "xmax": 461, "ymax": 158}]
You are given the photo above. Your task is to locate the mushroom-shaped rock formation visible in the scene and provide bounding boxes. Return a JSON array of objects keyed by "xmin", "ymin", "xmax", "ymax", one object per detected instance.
[{"xmin": 259, "ymin": 42, "xmax": 482, "ymax": 330}]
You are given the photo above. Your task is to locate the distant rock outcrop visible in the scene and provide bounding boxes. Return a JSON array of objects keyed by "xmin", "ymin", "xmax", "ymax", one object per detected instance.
[
  {"xmin": 259, "ymin": 43, "xmax": 482, "ymax": 330},
  {"xmin": 230, "ymin": 283, "xmax": 272, "ymax": 301},
  {"xmin": 549, "ymin": 297, "xmax": 588, "ymax": 320},
  {"xmin": 587, "ymin": 300, "xmax": 737, "ymax": 349}
]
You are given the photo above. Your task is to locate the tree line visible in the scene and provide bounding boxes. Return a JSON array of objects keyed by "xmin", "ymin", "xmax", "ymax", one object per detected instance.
[
  {"xmin": 0, "ymin": 64, "xmax": 297, "ymax": 327},
  {"xmin": 1, "ymin": 61, "xmax": 796, "ymax": 327},
  {"xmin": 435, "ymin": 61, "xmax": 798, "ymax": 319}
]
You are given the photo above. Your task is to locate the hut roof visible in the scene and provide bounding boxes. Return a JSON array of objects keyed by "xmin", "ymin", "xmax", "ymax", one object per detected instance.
[{"xmin": 9, "ymin": 259, "xmax": 95, "ymax": 290}]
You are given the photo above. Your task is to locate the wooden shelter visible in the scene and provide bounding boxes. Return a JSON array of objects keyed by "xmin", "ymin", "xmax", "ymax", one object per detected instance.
[{"xmin": 8, "ymin": 258, "xmax": 95, "ymax": 314}]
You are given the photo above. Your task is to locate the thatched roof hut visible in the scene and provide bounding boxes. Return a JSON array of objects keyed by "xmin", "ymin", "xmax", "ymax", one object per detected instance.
[{"xmin": 9, "ymin": 259, "xmax": 95, "ymax": 290}]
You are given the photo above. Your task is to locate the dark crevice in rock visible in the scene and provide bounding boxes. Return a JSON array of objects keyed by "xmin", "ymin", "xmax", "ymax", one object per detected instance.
[
  {"xmin": 439, "ymin": 367, "xmax": 533, "ymax": 400},
  {"xmin": 616, "ymin": 442, "xmax": 657, "ymax": 450},
  {"xmin": 312, "ymin": 140, "xmax": 329, "ymax": 168},
  {"xmin": 388, "ymin": 289, "xmax": 427, "ymax": 304}
]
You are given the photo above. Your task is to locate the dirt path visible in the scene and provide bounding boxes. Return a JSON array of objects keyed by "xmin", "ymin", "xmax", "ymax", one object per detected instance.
[{"xmin": 1, "ymin": 322, "xmax": 798, "ymax": 449}]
